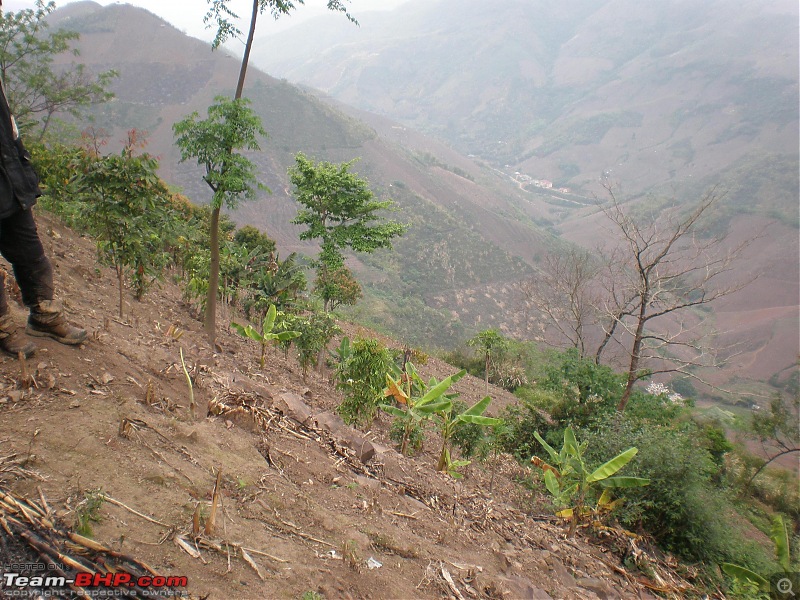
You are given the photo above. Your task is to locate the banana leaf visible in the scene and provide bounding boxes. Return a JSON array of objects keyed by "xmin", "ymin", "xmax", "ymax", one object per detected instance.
[
  {"xmin": 275, "ymin": 330, "xmax": 300, "ymax": 341},
  {"xmin": 771, "ymin": 515, "xmax": 791, "ymax": 573},
  {"xmin": 384, "ymin": 374, "xmax": 409, "ymax": 404},
  {"xmin": 587, "ymin": 447, "xmax": 638, "ymax": 483},
  {"xmin": 721, "ymin": 563, "xmax": 768, "ymax": 590},
  {"xmin": 533, "ymin": 431, "xmax": 560, "ymax": 464},
  {"xmin": 543, "ymin": 469, "xmax": 560, "ymax": 497},
  {"xmin": 417, "ymin": 369, "xmax": 466, "ymax": 406},
  {"xmin": 459, "ymin": 414, "xmax": 503, "ymax": 426},
  {"xmin": 263, "ymin": 304, "xmax": 277, "ymax": 332},
  {"xmin": 599, "ymin": 476, "xmax": 650, "ymax": 488},
  {"xmin": 378, "ymin": 404, "xmax": 407, "ymax": 418},
  {"xmin": 563, "ymin": 427, "xmax": 579, "ymax": 457}
]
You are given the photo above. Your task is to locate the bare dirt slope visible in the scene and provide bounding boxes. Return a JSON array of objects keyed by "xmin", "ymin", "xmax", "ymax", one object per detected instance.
[{"xmin": 0, "ymin": 211, "xmax": 681, "ymax": 599}]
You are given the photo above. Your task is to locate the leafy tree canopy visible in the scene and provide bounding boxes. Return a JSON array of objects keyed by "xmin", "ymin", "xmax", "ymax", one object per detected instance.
[
  {"xmin": 204, "ymin": 0, "xmax": 355, "ymax": 51},
  {"xmin": 0, "ymin": 0, "xmax": 117, "ymax": 140},
  {"xmin": 173, "ymin": 95, "xmax": 267, "ymax": 210},
  {"xmin": 290, "ymin": 152, "xmax": 407, "ymax": 270}
]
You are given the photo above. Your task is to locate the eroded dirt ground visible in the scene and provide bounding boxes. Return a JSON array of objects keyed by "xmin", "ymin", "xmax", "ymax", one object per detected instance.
[{"xmin": 0, "ymin": 211, "xmax": 686, "ymax": 599}]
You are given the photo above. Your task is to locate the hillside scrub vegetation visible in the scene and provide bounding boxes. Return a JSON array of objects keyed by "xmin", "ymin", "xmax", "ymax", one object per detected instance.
[
  {"xmin": 13, "ymin": 127, "xmax": 799, "ymax": 600},
  {"xmin": 0, "ymin": 3, "xmax": 795, "ymax": 597},
  {"xmin": 444, "ymin": 338, "xmax": 798, "ymax": 581},
  {"xmin": 25, "ymin": 125, "xmax": 798, "ymax": 596}
]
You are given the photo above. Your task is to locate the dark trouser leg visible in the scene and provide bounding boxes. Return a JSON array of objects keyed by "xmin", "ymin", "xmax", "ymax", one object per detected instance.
[
  {"xmin": 0, "ymin": 210, "xmax": 40, "ymax": 356},
  {"xmin": 0, "ymin": 208, "xmax": 88, "ymax": 345},
  {"xmin": 0, "ymin": 207, "xmax": 53, "ymax": 308},
  {"xmin": 0, "ymin": 269, "xmax": 8, "ymax": 316}
]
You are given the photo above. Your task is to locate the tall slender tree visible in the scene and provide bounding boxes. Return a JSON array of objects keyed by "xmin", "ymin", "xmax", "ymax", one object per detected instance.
[
  {"xmin": 290, "ymin": 152, "xmax": 406, "ymax": 301},
  {"xmin": 189, "ymin": 0, "xmax": 355, "ymax": 345}
]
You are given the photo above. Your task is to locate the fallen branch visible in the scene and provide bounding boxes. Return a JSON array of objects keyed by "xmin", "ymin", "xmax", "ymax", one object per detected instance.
[{"xmin": 98, "ymin": 494, "xmax": 171, "ymax": 529}]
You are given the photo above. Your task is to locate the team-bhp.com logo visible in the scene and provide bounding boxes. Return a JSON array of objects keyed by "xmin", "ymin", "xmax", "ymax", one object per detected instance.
[{"xmin": 1, "ymin": 567, "xmax": 188, "ymax": 597}]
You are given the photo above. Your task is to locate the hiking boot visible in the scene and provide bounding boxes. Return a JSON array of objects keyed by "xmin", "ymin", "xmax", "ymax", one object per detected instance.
[
  {"xmin": 26, "ymin": 300, "xmax": 87, "ymax": 345},
  {"xmin": 0, "ymin": 314, "xmax": 36, "ymax": 358}
]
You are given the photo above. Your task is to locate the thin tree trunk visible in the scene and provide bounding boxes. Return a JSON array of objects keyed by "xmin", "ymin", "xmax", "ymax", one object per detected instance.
[
  {"xmin": 745, "ymin": 448, "xmax": 800, "ymax": 488},
  {"xmin": 205, "ymin": 2, "xmax": 256, "ymax": 349},
  {"xmin": 117, "ymin": 266, "xmax": 124, "ymax": 318},
  {"xmin": 485, "ymin": 353, "xmax": 490, "ymax": 395},
  {"xmin": 205, "ymin": 206, "xmax": 221, "ymax": 345},
  {"xmin": 317, "ymin": 345, "xmax": 326, "ymax": 375},
  {"xmin": 595, "ymin": 315, "xmax": 622, "ymax": 364},
  {"xmin": 617, "ymin": 294, "xmax": 648, "ymax": 412},
  {"xmin": 235, "ymin": 0, "xmax": 259, "ymax": 100}
]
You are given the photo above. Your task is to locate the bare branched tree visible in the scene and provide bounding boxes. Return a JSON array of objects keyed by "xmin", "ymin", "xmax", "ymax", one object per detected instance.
[
  {"xmin": 746, "ymin": 391, "xmax": 800, "ymax": 487},
  {"xmin": 597, "ymin": 184, "xmax": 755, "ymax": 412},
  {"xmin": 520, "ymin": 184, "xmax": 757, "ymax": 411},
  {"xmin": 517, "ymin": 247, "xmax": 599, "ymax": 358}
]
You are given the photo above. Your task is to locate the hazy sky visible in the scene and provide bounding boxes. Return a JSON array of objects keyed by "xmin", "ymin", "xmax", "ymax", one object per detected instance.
[{"xmin": 3, "ymin": 0, "xmax": 409, "ymax": 42}]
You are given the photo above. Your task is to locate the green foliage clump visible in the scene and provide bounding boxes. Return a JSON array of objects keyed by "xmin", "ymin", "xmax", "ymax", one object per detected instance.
[
  {"xmin": 494, "ymin": 343, "xmax": 781, "ymax": 574},
  {"xmin": 336, "ymin": 337, "xmax": 393, "ymax": 427},
  {"xmin": 389, "ymin": 417, "xmax": 423, "ymax": 456},
  {"xmin": 63, "ymin": 137, "xmax": 175, "ymax": 315},
  {"xmin": 74, "ymin": 489, "xmax": 105, "ymax": 538},
  {"xmin": 290, "ymin": 152, "xmax": 406, "ymax": 315},
  {"xmin": 539, "ymin": 348, "xmax": 623, "ymax": 427},
  {"xmin": 0, "ymin": 0, "xmax": 117, "ymax": 140},
  {"xmin": 439, "ymin": 347, "xmax": 484, "ymax": 378},
  {"xmin": 580, "ymin": 417, "xmax": 773, "ymax": 572},
  {"xmin": 531, "ymin": 426, "xmax": 649, "ymax": 535},
  {"xmin": 233, "ymin": 224, "xmax": 276, "ymax": 256},
  {"xmin": 467, "ymin": 329, "xmax": 509, "ymax": 390},
  {"xmin": 280, "ymin": 310, "xmax": 340, "ymax": 381},
  {"xmin": 314, "ymin": 265, "xmax": 362, "ymax": 312},
  {"xmin": 498, "ymin": 387, "xmax": 560, "ymax": 460},
  {"xmin": 450, "ymin": 399, "xmax": 486, "ymax": 458}
]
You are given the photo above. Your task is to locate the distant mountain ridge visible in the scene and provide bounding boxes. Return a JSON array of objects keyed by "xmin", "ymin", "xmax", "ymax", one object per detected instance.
[
  {"xmin": 38, "ymin": 1, "xmax": 799, "ymax": 399},
  {"xmin": 252, "ymin": 0, "xmax": 798, "ymax": 209},
  {"xmin": 43, "ymin": 1, "xmax": 545, "ymax": 349}
]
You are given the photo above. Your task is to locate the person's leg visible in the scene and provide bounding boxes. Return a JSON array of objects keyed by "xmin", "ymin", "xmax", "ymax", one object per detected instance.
[
  {"xmin": 0, "ymin": 208, "xmax": 86, "ymax": 345},
  {"xmin": 0, "ymin": 265, "xmax": 36, "ymax": 357},
  {"xmin": 0, "ymin": 207, "xmax": 53, "ymax": 304}
]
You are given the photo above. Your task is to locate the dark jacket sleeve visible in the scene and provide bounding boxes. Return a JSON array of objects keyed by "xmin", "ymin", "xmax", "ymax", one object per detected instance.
[{"xmin": 0, "ymin": 80, "xmax": 41, "ymax": 218}]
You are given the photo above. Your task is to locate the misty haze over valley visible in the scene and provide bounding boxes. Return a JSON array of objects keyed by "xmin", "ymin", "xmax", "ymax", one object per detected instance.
[{"xmin": 43, "ymin": 0, "xmax": 798, "ymax": 404}]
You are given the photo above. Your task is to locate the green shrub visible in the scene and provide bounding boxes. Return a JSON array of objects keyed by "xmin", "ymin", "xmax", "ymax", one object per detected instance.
[
  {"xmin": 439, "ymin": 347, "xmax": 484, "ymax": 378},
  {"xmin": 539, "ymin": 349, "xmax": 623, "ymax": 428},
  {"xmin": 389, "ymin": 418, "xmax": 423, "ymax": 456},
  {"xmin": 450, "ymin": 399, "xmax": 486, "ymax": 458},
  {"xmin": 336, "ymin": 337, "xmax": 393, "ymax": 426},
  {"xmin": 580, "ymin": 418, "xmax": 774, "ymax": 571},
  {"xmin": 277, "ymin": 310, "xmax": 339, "ymax": 381},
  {"xmin": 498, "ymin": 387, "xmax": 560, "ymax": 460}
]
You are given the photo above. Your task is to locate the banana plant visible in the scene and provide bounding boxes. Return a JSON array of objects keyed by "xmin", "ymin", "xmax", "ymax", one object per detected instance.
[
  {"xmin": 382, "ymin": 364, "xmax": 503, "ymax": 476},
  {"xmin": 531, "ymin": 427, "xmax": 649, "ymax": 535},
  {"xmin": 381, "ymin": 363, "xmax": 464, "ymax": 457},
  {"xmin": 424, "ymin": 395, "xmax": 503, "ymax": 474},
  {"xmin": 722, "ymin": 515, "xmax": 794, "ymax": 596},
  {"xmin": 331, "ymin": 336, "xmax": 351, "ymax": 366},
  {"xmin": 439, "ymin": 448, "xmax": 471, "ymax": 479},
  {"xmin": 231, "ymin": 304, "xmax": 299, "ymax": 368}
]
